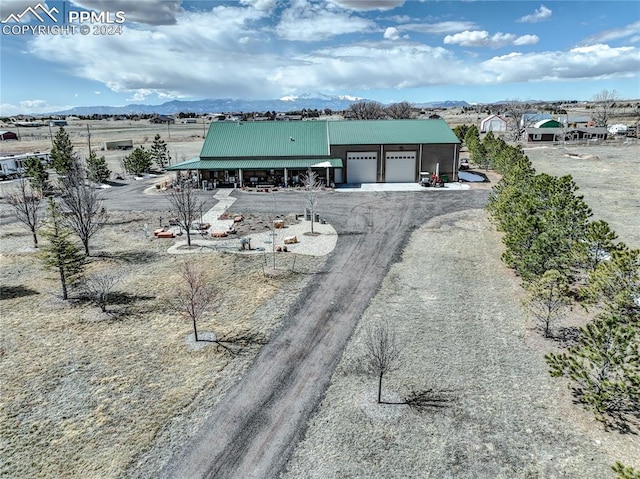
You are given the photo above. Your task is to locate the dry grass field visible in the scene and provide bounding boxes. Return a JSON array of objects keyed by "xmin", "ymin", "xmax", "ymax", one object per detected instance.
[
  {"xmin": 524, "ymin": 142, "xmax": 640, "ymax": 249},
  {"xmin": 0, "ymin": 212, "xmax": 324, "ymax": 478},
  {"xmin": 0, "ymin": 119, "xmax": 206, "ymax": 175},
  {"xmin": 281, "ymin": 209, "xmax": 640, "ymax": 478}
]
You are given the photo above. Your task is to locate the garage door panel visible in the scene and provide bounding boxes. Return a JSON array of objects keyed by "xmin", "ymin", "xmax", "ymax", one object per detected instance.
[
  {"xmin": 385, "ymin": 151, "xmax": 416, "ymax": 182},
  {"xmin": 347, "ymin": 152, "xmax": 377, "ymax": 183}
]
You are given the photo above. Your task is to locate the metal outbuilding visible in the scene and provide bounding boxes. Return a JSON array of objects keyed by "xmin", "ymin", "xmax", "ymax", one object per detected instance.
[{"xmin": 168, "ymin": 119, "xmax": 460, "ymax": 187}]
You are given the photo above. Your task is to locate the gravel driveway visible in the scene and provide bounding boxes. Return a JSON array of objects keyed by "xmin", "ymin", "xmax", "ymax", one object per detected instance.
[{"xmin": 158, "ymin": 189, "xmax": 488, "ymax": 478}]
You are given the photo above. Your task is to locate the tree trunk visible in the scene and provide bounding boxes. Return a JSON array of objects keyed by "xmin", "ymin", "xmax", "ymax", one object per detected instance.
[
  {"xmin": 378, "ymin": 372, "xmax": 383, "ymax": 403},
  {"xmin": 83, "ymin": 239, "xmax": 90, "ymax": 256},
  {"xmin": 59, "ymin": 265, "xmax": 68, "ymax": 300},
  {"xmin": 193, "ymin": 318, "xmax": 199, "ymax": 341},
  {"xmin": 32, "ymin": 231, "xmax": 38, "ymax": 248},
  {"xmin": 186, "ymin": 230, "xmax": 192, "ymax": 247}
]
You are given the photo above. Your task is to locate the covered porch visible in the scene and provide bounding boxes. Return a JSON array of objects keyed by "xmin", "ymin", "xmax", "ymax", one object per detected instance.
[{"xmin": 167, "ymin": 158, "xmax": 344, "ymax": 189}]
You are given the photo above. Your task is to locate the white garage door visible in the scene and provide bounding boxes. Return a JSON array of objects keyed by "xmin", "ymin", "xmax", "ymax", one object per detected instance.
[
  {"xmin": 347, "ymin": 152, "xmax": 377, "ymax": 184},
  {"xmin": 385, "ymin": 151, "xmax": 416, "ymax": 182}
]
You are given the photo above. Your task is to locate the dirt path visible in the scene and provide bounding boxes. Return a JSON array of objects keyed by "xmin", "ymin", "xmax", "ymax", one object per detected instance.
[{"xmin": 159, "ymin": 191, "xmax": 487, "ymax": 478}]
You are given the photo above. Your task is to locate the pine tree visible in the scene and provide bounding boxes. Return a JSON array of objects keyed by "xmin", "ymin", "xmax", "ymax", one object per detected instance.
[
  {"xmin": 86, "ymin": 150, "xmax": 111, "ymax": 184},
  {"xmin": 23, "ymin": 156, "xmax": 49, "ymax": 193},
  {"xmin": 50, "ymin": 127, "xmax": 75, "ymax": 174},
  {"xmin": 122, "ymin": 146, "xmax": 153, "ymax": 175},
  {"xmin": 582, "ymin": 220, "xmax": 622, "ymax": 271},
  {"xmin": 546, "ymin": 313, "xmax": 639, "ymax": 428},
  {"xmin": 150, "ymin": 134, "xmax": 169, "ymax": 169},
  {"xmin": 523, "ymin": 269, "xmax": 572, "ymax": 338},
  {"xmin": 612, "ymin": 462, "xmax": 640, "ymax": 479},
  {"xmin": 585, "ymin": 248, "xmax": 640, "ymax": 323},
  {"xmin": 40, "ymin": 199, "xmax": 85, "ymax": 300}
]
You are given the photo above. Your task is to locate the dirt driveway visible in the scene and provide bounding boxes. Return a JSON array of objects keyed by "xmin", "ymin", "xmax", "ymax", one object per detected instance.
[{"xmin": 158, "ymin": 189, "xmax": 488, "ymax": 478}]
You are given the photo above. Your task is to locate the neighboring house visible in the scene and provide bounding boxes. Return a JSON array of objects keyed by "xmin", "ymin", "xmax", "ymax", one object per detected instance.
[
  {"xmin": 480, "ymin": 114, "xmax": 507, "ymax": 133},
  {"xmin": 149, "ymin": 115, "xmax": 175, "ymax": 124},
  {"xmin": 0, "ymin": 130, "xmax": 19, "ymax": 141},
  {"xmin": 167, "ymin": 119, "xmax": 461, "ymax": 186},
  {"xmin": 564, "ymin": 116, "xmax": 591, "ymax": 128},
  {"xmin": 520, "ymin": 113, "xmax": 551, "ymax": 127},
  {"xmin": 525, "ymin": 127, "xmax": 609, "ymax": 143},
  {"xmin": 532, "ymin": 119, "xmax": 563, "ymax": 128}
]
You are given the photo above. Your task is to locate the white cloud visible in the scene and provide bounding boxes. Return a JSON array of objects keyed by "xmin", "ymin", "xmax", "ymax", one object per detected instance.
[
  {"xmin": 70, "ymin": 0, "xmax": 183, "ymax": 25},
  {"xmin": 20, "ymin": 2, "xmax": 639, "ymax": 104},
  {"xmin": 275, "ymin": 0, "xmax": 375, "ymax": 41},
  {"xmin": 328, "ymin": 0, "xmax": 404, "ymax": 11},
  {"xmin": 400, "ymin": 21, "xmax": 478, "ymax": 35},
  {"xmin": 513, "ymin": 34, "xmax": 539, "ymax": 46},
  {"xmin": 0, "ymin": 0, "xmax": 40, "ymax": 22},
  {"xmin": 384, "ymin": 27, "xmax": 400, "ymax": 40},
  {"xmin": 239, "ymin": 0, "xmax": 276, "ymax": 11},
  {"xmin": 580, "ymin": 20, "xmax": 640, "ymax": 45},
  {"xmin": 517, "ymin": 5, "xmax": 552, "ymax": 24},
  {"xmin": 443, "ymin": 30, "xmax": 539, "ymax": 48},
  {"xmin": 482, "ymin": 44, "xmax": 640, "ymax": 83},
  {"xmin": 0, "ymin": 100, "xmax": 72, "ymax": 116}
]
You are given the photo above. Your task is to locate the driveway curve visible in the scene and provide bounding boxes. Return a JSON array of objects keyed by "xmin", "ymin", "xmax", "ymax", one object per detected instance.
[{"xmin": 159, "ymin": 190, "xmax": 489, "ymax": 479}]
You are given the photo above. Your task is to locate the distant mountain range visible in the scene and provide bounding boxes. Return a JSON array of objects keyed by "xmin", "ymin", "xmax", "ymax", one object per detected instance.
[{"xmin": 51, "ymin": 95, "xmax": 470, "ymax": 116}]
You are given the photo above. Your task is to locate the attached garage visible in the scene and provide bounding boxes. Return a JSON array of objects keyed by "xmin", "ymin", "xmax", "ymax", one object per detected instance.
[
  {"xmin": 384, "ymin": 151, "xmax": 416, "ymax": 182},
  {"xmin": 346, "ymin": 151, "xmax": 377, "ymax": 184}
]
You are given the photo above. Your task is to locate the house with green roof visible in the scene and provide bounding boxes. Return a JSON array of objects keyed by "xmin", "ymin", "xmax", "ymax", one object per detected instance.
[{"xmin": 168, "ymin": 119, "xmax": 460, "ymax": 187}]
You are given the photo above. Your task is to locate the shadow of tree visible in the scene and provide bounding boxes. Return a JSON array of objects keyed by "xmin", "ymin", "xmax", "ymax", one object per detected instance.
[
  {"xmin": 550, "ymin": 326, "xmax": 581, "ymax": 348},
  {"xmin": 102, "ymin": 291, "xmax": 156, "ymax": 305},
  {"xmin": 0, "ymin": 285, "xmax": 40, "ymax": 300},
  {"xmin": 94, "ymin": 250, "xmax": 161, "ymax": 264},
  {"xmin": 404, "ymin": 388, "xmax": 458, "ymax": 412},
  {"xmin": 570, "ymin": 388, "xmax": 639, "ymax": 435}
]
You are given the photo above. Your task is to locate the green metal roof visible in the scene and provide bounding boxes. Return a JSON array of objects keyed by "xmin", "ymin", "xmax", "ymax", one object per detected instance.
[
  {"xmin": 328, "ymin": 119, "xmax": 460, "ymax": 145},
  {"xmin": 200, "ymin": 121, "xmax": 330, "ymax": 158},
  {"xmin": 167, "ymin": 158, "xmax": 343, "ymax": 171}
]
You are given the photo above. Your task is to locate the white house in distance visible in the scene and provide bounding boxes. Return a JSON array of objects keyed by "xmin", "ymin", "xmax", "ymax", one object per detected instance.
[{"xmin": 480, "ymin": 114, "xmax": 507, "ymax": 133}]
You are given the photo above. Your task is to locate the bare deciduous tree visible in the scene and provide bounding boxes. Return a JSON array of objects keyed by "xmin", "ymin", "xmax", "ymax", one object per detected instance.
[
  {"xmin": 8, "ymin": 179, "xmax": 42, "ymax": 247},
  {"xmin": 83, "ymin": 271, "xmax": 123, "ymax": 312},
  {"xmin": 348, "ymin": 101, "xmax": 386, "ymax": 120},
  {"xmin": 385, "ymin": 101, "xmax": 415, "ymax": 119},
  {"xmin": 60, "ymin": 165, "xmax": 107, "ymax": 256},
  {"xmin": 167, "ymin": 183, "xmax": 203, "ymax": 247},
  {"xmin": 592, "ymin": 89, "xmax": 619, "ymax": 127},
  {"xmin": 365, "ymin": 321, "xmax": 402, "ymax": 403},
  {"xmin": 171, "ymin": 261, "xmax": 232, "ymax": 352},
  {"xmin": 502, "ymin": 99, "xmax": 533, "ymax": 141},
  {"xmin": 302, "ymin": 168, "xmax": 322, "ymax": 234}
]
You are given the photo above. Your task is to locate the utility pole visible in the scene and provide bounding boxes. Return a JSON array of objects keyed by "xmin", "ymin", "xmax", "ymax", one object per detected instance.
[
  {"xmin": 48, "ymin": 123, "xmax": 53, "ymax": 147},
  {"xmin": 86, "ymin": 123, "xmax": 92, "ymax": 152}
]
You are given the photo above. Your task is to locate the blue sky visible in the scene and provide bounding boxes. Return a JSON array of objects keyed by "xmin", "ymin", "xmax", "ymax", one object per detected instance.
[{"xmin": 1, "ymin": 0, "xmax": 639, "ymax": 115}]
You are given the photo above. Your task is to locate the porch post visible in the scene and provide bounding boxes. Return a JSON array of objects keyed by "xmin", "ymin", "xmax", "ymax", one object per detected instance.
[{"xmin": 284, "ymin": 168, "xmax": 288, "ymax": 187}]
